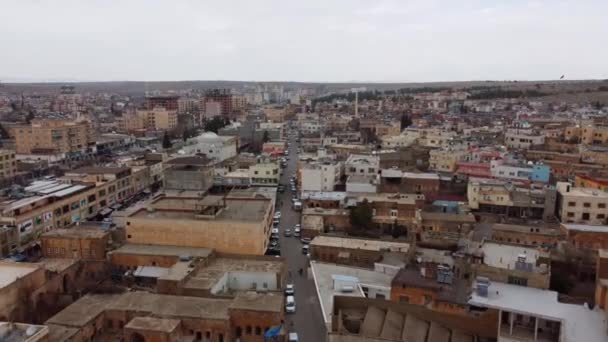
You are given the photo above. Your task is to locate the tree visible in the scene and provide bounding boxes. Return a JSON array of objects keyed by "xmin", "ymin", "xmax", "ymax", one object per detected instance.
[
  {"xmin": 400, "ymin": 113, "xmax": 412, "ymax": 130},
  {"xmin": 262, "ymin": 130, "xmax": 270, "ymax": 143},
  {"xmin": 391, "ymin": 224, "xmax": 405, "ymax": 239},
  {"xmin": 204, "ymin": 116, "xmax": 229, "ymax": 133},
  {"xmin": 25, "ymin": 111, "xmax": 35, "ymax": 124},
  {"xmin": 162, "ymin": 131, "xmax": 172, "ymax": 149},
  {"xmin": 182, "ymin": 130, "xmax": 189, "ymax": 142},
  {"xmin": 350, "ymin": 199, "xmax": 373, "ymax": 229}
]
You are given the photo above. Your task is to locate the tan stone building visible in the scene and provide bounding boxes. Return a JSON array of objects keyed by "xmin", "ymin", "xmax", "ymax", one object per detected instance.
[
  {"xmin": 125, "ymin": 194, "xmax": 274, "ymax": 255},
  {"xmin": 0, "ymin": 149, "xmax": 16, "ymax": 179},
  {"xmin": 309, "ymin": 235, "xmax": 410, "ymax": 268},
  {"xmin": 122, "ymin": 108, "xmax": 178, "ymax": 132},
  {"xmin": 556, "ymin": 182, "xmax": 608, "ymax": 224},
  {"xmin": 13, "ymin": 119, "xmax": 95, "ymax": 154},
  {"xmin": 41, "ymin": 228, "xmax": 110, "ymax": 260}
]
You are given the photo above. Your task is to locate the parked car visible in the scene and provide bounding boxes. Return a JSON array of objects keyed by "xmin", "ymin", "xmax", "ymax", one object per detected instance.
[
  {"xmin": 293, "ymin": 227, "xmax": 301, "ymax": 237},
  {"xmin": 301, "ymin": 237, "xmax": 311, "ymax": 244},
  {"xmin": 270, "ymin": 240, "xmax": 279, "ymax": 248},
  {"xmin": 288, "ymin": 333, "xmax": 299, "ymax": 342},
  {"xmin": 302, "ymin": 245, "xmax": 309, "ymax": 254},
  {"xmin": 285, "ymin": 295, "xmax": 296, "ymax": 313},
  {"xmin": 274, "ymin": 211, "xmax": 281, "ymax": 219},
  {"xmin": 285, "ymin": 284, "xmax": 295, "ymax": 296}
]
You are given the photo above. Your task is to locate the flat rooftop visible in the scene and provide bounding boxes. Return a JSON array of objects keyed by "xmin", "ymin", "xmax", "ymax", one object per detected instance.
[
  {"xmin": 183, "ymin": 256, "xmax": 283, "ymax": 291},
  {"xmin": 310, "ymin": 261, "xmax": 393, "ymax": 326},
  {"xmin": 0, "ymin": 322, "xmax": 49, "ymax": 342},
  {"xmin": 0, "ymin": 262, "xmax": 38, "ymax": 289},
  {"xmin": 561, "ymin": 223, "xmax": 608, "ymax": 233},
  {"xmin": 480, "ymin": 242, "xmax": 544, "ymax": 271},
  {"xmin": 229, "ymin": 292, "xmax": 284, "ymax": 313},
  {"xmin": 109, "ymin": 244, "xmax": 213, "ymax": 258},
  {"xmin": 42, "ymin": 228, "xmax": 109, "ymax": 239},
  {"xmin": 311, "ymin": 236, "xmax": 410, "ymax": 253},
  {"xmin": 47, "ymin": 291, "xmax": 233, "ymax": 328},
  {"xmin": 469, "ymin": 281, "xmax": 607, "ymax": 342},
  {"xmin": 131, "ymin": 197, "xmax": 270, "ymax": 222},
  {"xmin": 124, "ymin": 317, "xmax": 180, "ymax": 333}
]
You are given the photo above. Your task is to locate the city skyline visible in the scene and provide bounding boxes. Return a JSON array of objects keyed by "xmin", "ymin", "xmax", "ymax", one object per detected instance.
[{"xmin": 1, "ymin": 0, "xmax": 608, "ymax": 83}]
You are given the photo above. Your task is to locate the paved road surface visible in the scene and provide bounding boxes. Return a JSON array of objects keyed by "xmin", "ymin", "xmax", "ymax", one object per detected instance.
[{"xmin": 277, "ymin": 135, "xmax": 327, "ymax": 341}]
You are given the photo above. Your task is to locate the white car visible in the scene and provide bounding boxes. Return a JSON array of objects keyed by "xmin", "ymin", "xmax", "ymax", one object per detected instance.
[
  {"xmin": 288, "ymin": 332, "xmax": 299, "ymax": 342},
  {"xmin": 285, "ymin": 295, "xmax": 296, "ymax": 313},
  {"xmin": 271, "ymin": 228, "xmax": 279, "ymax": 235},
  {"xmin": 274, "ymin": 212, "xmax": 281, "ymax": 219},
  {"xmin": 285, "ymin": 284, "xmax": 295, "ymax": 295}
]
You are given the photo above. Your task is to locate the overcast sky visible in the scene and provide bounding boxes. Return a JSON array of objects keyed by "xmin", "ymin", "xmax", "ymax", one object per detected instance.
[{"xmin": 1, "ymin": 0, "xmax": 607, "ymax": 83}]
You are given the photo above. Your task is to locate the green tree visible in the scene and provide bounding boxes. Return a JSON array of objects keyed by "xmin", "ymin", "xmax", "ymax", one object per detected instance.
[
  {"xmin": 262, "ymin": 130, "xmax": 270, "ymax": 143},
  {"xmin": 400, "ymin": 113, "xmax": 412, "ymax": 130},
  {"xmin": 204, "ymin": 116, "xmax": 229, "ymax": 133},
  {"xmin": 162, "ymin": 131, "xmax": 172, "ymax": 149},
  {"xmin": 350, "ymin": 199, "xmax": 373, "ymax": 229}
]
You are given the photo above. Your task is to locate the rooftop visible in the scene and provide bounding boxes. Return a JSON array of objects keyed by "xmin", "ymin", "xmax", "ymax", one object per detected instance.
[
  {"xmin": 479, "ymin": 242, "xmax": 545, "ymax": 271},
  {"xmin": 183, "ymin": 256, "xmax": 283, "ymax": 292},
  {"xmin": 561, "ymin": 223, "xmax": 608, "ymax": 233},
  {"xmin": 301, "ymin": 191, "xmax": 346, "ymax": 201},
  {"xmin": 469, "ymin": 281, "xmax": 607, "ymax": 342},
  {"xmin": 229, "ymin": 292, "xmax": 284, "ymax": 313},
  {"xmin": 42, "ymin": 228, "xmax": 109, "ymax": 239},
  {"xmin": 131, "ymin": 197, "xmax": 270, "ymax": 222},
  {"xmin": 391, "ymin": 268, "xmax": 469, "ymax": 304},
  {"xmin": 46, "ymin": 292, "xmax": 233, "ymax": 327},
  {"xmin": 124, "ymin": 317, "xmax": 180, "ymax": 333},
  {"xmin": 311, "ymin": 236, "xmax": 410, "ymax": 253},
  {"xmin": 68, "ymin": 166, "xmax": 131, "ymax": 175},
  {"xmin": 0, "ymin": 262, "xmax": 38, "ymax": 289},
  {"xmin": 310, "ymin": 261, "xmax": 394, "ymax": 325},
  {"xmin": 0, "ymin": 322, "xmax": 49, "ymax": 342},
  {"xmin": 109, "ymin": 244, "xmax": 213, "ymax": 258}
]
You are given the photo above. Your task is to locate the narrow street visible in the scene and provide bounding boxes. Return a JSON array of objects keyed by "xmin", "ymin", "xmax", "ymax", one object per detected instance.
[{"xmin": 277, "ymin": 134, "xmax": 327, "ymax": 341}]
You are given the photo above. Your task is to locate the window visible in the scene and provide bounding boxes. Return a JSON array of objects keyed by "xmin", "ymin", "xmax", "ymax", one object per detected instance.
[
  {"xmin": 582, "ymin": 213, "xmax": 590, "ymax": 220},
  {"xmin": 508, "ymin": 276, "xmax": 528, "ymax": 287},
  {"xmin": 597, "ymin": 214, "xmax": 606, "ymax": 219},
  {"xmin": 255, "ymin": 327, "xmax": 261, "ymax": 335},
  {"xmin": 368, "ymin": 168, "xmax": 375, "ymax": 173},
  {"xmin": 246, "ymin": 326, "xmax": 252, "ymax": 335},
  {"xmin": 599, "ymin": 203, "xmax": 606, "ymax": 209},
  {"xmin": 399, "ymin": 295, "xmax": 410, "ymax": 303},
  {"xmin": 583, "ymin": 202, "xmax": 591, "ymax": 208},
  {"xmin": 390, "ymin": 209, "xmax": 398, "ymax": 217},
  {"xmin": 568, "ymin": 202, "xmax": 576, "ymax": 207},
  {"xmin": 567, "ymin": 212, "xmax": 574, "ymax": 218}
]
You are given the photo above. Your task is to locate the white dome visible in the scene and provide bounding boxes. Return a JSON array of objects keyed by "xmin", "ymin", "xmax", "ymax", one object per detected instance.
[{"xmin": 193, "ymin": 131, "xmax": 220, "ymax": 142}]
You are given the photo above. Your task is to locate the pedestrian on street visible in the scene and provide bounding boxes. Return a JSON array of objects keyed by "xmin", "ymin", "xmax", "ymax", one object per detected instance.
[{"xmin": 298, "ymin": 268, "xmax": 303, "ymax": 276}]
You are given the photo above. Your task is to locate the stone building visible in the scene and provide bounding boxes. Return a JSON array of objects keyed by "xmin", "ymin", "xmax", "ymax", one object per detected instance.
[
  {"xmin": 309, "ymin": 236, "xmax": 410, "ymax": 268},
  {"xmin": 41, "ymin": 228, "xmax": 110, "ymax": 260}
]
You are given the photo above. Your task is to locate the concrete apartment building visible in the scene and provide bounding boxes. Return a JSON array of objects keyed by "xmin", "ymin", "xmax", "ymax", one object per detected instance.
[
  {"xmin": 249, "ymin": 160, "xmax": 280, "ymax": 186},
  {"xmin": 183, "ymin": 132, "xmax": 238, "ymax": 162},
  {"xmin": 41, "ymin": 227, "xmax": 110, "ymax": 260},
  {"xmin": 164, "ymin": 156, "xmax": 215, "ymax": 192},
  {"xmin": 124, "ymin": 193, "xmax": 274, "ymax": 255},
  {"xmin": 467, "ymin": 178, "xmax": 557, "ymax": 221},
  {"xmin": 345, "ymin": 154, "xmax": 380, "ymax": 177},
  {"xmin": 348, "ymin": 193, "xmax": 425, "ymax": 226},
  {"xmin": 0, "ymin": 166, "xmax": 152, "ymax": 257},
  {"xmin": 428, "ymin": 147, "xmax": 468, "ymax": 173},
  {"xmin": 564, "ymin": 125, "xmax": 608, "ymax": 145},
  {"xmin": 13, "ymin": 119, "xmax": 95, "ymax": 154},
  {"xmin": 129, "ymin": 107, "xmax": 178, "ymax": 131},
  {"xmin": 379, "ymin": 169, "xmax": 440, "ymax": 195},
  {"xmin": 300, "ymin": 159, "xmax": 343, "ymax": 192},
  {"xmin": 556, "ymin": 182, "xmax": 608, "ymax": 224},
  {"xmin": 504, "ymin": 128, "xmax": 545, "ymax": 149},
  {"xmin": 0, "ymin": 149, "xmax": 16, "ymax": 179}
]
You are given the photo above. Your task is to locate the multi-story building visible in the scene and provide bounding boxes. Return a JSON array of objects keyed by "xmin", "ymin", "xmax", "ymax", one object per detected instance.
[
  {"xmin": 164, "ymin": 156, "xmax": 215, "ymax": 192},
  {"xmin": 565, "ymin": 125, "xmax": 608, "ymax": 145},
  {"xmin": 345, "ymin": 154, "xmax": 380, "ymax": 177},
  {"xmin": 309, "ymin": 235, "xmax": 409, "ymax": 268},
  {"xmin": 300, "ymin": 159, "xmax": 343, "ymax": 192},
  {"xmin": 504, "ymin": 128, "xmax": 545, "ymax": 149},
  {"xmin": 574, "ymin": 174, "xmax": 608, "ymax": 192},
  {"xmin": 468, "ymin": 178, "xmax": 556, "ymax": 221},
  {"xmin": 429, "ymin": 146, "xmax": 468, "ymax": 173},
  {"xmin": 132, "ymin": 107, "xmax": 178, "ymax": 131},
  {"xmin": 0, "ymin": 166, "xmax": 152, "ymax": 257},
  {"xmin": 14, "ymin": 119, "xmax": 95, "ymax": 154},
  {"xmin": 348, "ymin": 193, "xmax": 425, "ymax": 226},
  {"xmin": 249, "ymin": 160, "xmax": 280, "ymax": 186},
  {"xmin": 202, "ymin": 88, "xmax": 232, "ymax": 117},
  {"xmin": 490, "ymin": 159, "xmax": 550, "ymax": 183},
  {"xmin": 124, "ymin": 193, "xmax": 274, "ymax": 255},
  {"xmin": 556, "ymin": 182, "xmax": 608, "ymax": 224},
  {"xmin": 145, "ymin": 95, "xmax": 179, "ymax": 111},
  {"xmin": 0, "ymin": 149, "xmax": 16, "ymax": 179}
]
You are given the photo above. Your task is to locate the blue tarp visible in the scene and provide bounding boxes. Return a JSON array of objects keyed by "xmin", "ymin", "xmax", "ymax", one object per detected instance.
[{"xmin": 264, "ymin": 325, "xmax": 282, "ymax": 340}]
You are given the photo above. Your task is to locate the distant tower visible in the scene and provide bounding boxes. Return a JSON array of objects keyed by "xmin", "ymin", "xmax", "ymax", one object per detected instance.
[{"xmin": 351, "ymin": 87, "xmax": 366, "ymax": 117}]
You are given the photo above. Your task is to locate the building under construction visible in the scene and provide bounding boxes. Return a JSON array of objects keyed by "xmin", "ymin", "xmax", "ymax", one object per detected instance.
[{"xmin": 202, "ymin": 88, "xmax": 233, "ymax": 117}]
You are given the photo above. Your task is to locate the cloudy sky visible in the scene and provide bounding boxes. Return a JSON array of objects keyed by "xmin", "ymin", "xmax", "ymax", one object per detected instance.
[{"xmin": 1, "ymin": 0, "xmax": 606, "ymax": 83}]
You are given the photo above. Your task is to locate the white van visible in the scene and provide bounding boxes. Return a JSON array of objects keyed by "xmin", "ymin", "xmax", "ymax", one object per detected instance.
[
  {"xmin": 288, "ymin": 332, "xmax": 299, "ymax": 342},
  {"xmin": 285, "ymin": 295, "xmax": 296, "ymax": 313}
]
